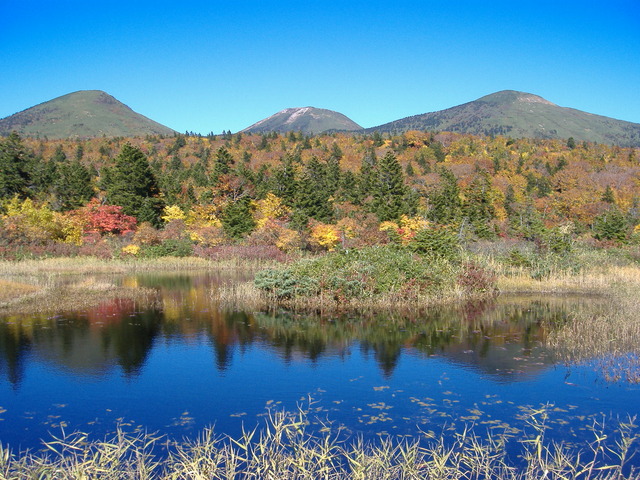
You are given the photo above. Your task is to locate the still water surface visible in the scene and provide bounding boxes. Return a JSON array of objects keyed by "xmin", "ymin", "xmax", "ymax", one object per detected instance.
[{"xmin": 0, "ymin": 272, "xmax": 638, "ymax": 456}]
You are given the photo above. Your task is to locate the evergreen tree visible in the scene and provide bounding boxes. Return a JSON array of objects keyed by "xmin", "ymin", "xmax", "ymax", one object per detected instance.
[
  {"xmin": 593, "ymin": 207, "xmax": 628, "ymax": 242},
  {"xmin": 504, "ymin": 184, "xmax": 517, "ymax": 218},
  {"xmin": 338, "ymin": 170, "xmax": 362, "ymax": 205},
  {"xmin": 212, "ymin": 146, "xmax": 235, "ymax": 183},
  {"xmin": 405, "ymin": 161, "xmax": 415, "ymax": 177},
  {"xmin": 513, "ymin": 197, "xmax": 546, "ymax": 240},
  {"xmin": 293, "ymin": 170, "xmax": 334, "ymax": 227},
  {"xmin": 0, "ymin": 132, "xmax": 34, "ymax": 199},
  {"xmin": 54, "ymin": 160, "xmax": 95, "ymax": 210},
  {"xmin": 51, "ymin": 145, "xmax": 67, "ymax": 163},
  {"xmin": 270, "ymin": 155, "xmax": 297, "ymax": 206},
  {"xmin": 75, "ymin": 144, "xmax": 84, "ymax": 161},
  {"xmin": 330, "ymin": 142, "xmax": 343, "ymax": 160},
  {"xmin": 428, "ymin": 168, "xmax": 462, "ymax": 225},
  {"xmin": 463, "ymin": 171, "xmax": 497, "ymax": 238},
  {"xmin": 222, "ymin": 196, "xmax": 256, "ymax": 238},
  {"xmin": 324, "ymin": 156, "xmax": 341, "ymax": 195},
  {"xmin": 372, "ymin": 151, "xmax": 409, "ymax": 222},
  {"xmin": 601, "ymin": 185, "xmax": 616, "ymax": 204},
  {"xmin": 431, "ymin": 141, "xmax": 446, "ymax": 163},
  {"xmin": 358, "ymin": 147, "xmax": 377, "ymax": 201},
  {"xmin": 104, "ymin": 144, "xmax": 164, "ymax": 225}
]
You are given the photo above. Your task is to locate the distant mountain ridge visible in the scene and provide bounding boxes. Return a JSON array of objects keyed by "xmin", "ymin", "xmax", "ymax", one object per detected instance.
[
  {"xmin": 3, "ymin": 89, "xmax": 639, "ymax": 147},
  {"xmin": 367, "ymin": 90, "xmax": 640, "ymax": 147},
  {"xmin": 0, "ymin": 90, "xmax": 175, "ymax": 139},
  {"xmin": 242, "ymin": 107, "xmax": 363, "ymax": 134}
]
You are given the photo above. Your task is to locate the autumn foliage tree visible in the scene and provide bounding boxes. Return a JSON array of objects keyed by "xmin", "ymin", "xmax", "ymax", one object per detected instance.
[{"xmin": 73, "ymin": 199, "xmax": 137, "ymax": 235}]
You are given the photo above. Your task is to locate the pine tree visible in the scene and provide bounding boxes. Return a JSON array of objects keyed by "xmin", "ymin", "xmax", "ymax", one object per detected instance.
[
  {"xmin": 104, "ymin": 144, "xmax": 164, "ymax": 226},
  {"xmin": 270, "ymin": 155, "xmax": 297, "ymax": 207},
  {"xmin": 222, "ymin": 196, "xmax": 256, "ymax": 238},
  {"xmin": 0, "ymin": 132, "xmax": 34, "ymax": 199},
  {"xmin": 428, "ymin": 168, "xmax": 462, "ymax": 225},
  {"xmin": 212, "ymin": 147, "xmax": 235, "ymax": 183},
  {"xmin": 593, "ymin": 207, "xmax": 628, "ymax": 242},
  {"xmin": 464, "ymin": 172, "xmax": 496, "ymax": 224},
  {"xmin": 338, "ymin": 170, "xmax": 362, "ymax": 205},
  {"xmin": 54, "ymin": 160, "xmax": 95, "ymax": 210},
  {"xmin": 601, "ymin": 185, "xmax": 616, "ymax": 204},
  {"xmin": 372, "ymin": 151, "xmax": 409, "ymax": 222}
]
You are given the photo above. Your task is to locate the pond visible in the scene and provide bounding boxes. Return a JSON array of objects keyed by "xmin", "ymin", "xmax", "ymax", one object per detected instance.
[{"xmin": 1, "ymin": 272, "xmax": 639, "ymax": 462}]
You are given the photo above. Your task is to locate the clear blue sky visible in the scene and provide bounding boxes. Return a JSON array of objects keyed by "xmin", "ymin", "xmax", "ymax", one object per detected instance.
[{"xmin": 1, "ymin": 0, "xmax": 639, "ymax": 134}]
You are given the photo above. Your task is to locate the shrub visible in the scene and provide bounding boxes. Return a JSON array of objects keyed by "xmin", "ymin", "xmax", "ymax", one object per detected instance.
[
  {"xmin": 409, "ymin": 226, "xmax": 460, "ymax": 259},
  {"xmin": 308, "ymin": 220, "xmax": 341, "ymax": 251},
  {"xmin": 254, "ymin": 245, "xmax": 469, "ymax": 304},
  {"xmin": 73, "ymin": 199, "xmax": 137, "ymax": 235},
  {"xmin": 593, "ymin": 208, "xmax": 629, "ymax": 242},
  {"xmin": 140, "ymin": 238, "xmax": 193, "ymax": 258},
  {"xmin": 457, "ymin": 262, "xmax": 497, "ymax": 293}
]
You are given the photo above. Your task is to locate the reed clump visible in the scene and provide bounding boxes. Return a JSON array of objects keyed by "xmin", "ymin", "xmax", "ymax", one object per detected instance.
[
  {"xmin": 0, "ymin": 406, "xmax": 638, "ymax": 479},
  {"xmin": 546, "ymin": 283, "xmax": 640, "ymax": 382}
]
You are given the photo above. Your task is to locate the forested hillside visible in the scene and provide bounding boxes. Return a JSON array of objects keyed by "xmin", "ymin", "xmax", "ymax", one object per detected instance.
[{"xmin": 0, "ymin": 129, "xmax": 638, "ymax": 258}]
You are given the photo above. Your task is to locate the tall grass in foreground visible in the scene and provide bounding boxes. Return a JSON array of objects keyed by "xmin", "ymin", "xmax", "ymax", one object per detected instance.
[{"xmin": 1, "ymin": 407, "xmax": 638, "ymax": 479}]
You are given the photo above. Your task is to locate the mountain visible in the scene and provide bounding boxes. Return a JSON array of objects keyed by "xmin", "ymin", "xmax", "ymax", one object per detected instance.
[
  {"xmin": 0, "ymin": 90, "xmax": 176, "ymax": 139},
  {"xmin": 368, "ymin": 90, "xmax": 640, "ymax": 147},
  {"xmin": 242, "ymin": 107, "xmax": 362, "ymax": 134}
]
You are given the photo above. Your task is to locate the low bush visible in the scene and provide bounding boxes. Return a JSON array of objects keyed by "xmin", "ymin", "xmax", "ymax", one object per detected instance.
[
  {"xmin": 140, "ymin": 238, "xmax": 193, "ymax": 258},
  {"xmin": 254, "ymin": 245, "xmax": 488, "ymax": 308}
]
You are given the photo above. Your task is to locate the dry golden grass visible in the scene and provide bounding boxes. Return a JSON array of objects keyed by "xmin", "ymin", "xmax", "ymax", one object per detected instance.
[
  {"xmin": 0, "ymin": 279, "xmax": 42, "ymax": 303},
  {"xmin": 0, "ymin": 277, "xmax": 158, "ymax": 315},
  {"xmin": 0, "ymin": 255, "xmax": 277, "ymax": 277},
  {"xmin": 545, "ymin": 284, "xmax": 640, "ymax": 382},
  {"xmin": 1, "ymin": 406, "xmax": 637, "ymax": 479},
  {"xmin": 496, "ymin": 264, "xmax": 640, "ymax": 294},
  {"xmin": 210, "ymin": 280, "xmax": 265, "ymax": 311}
]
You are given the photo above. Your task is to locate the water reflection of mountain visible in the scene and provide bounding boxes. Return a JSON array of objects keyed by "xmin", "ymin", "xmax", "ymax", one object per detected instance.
[{"xmin": 0, "ymin": 273, "xmax": 606, "ymax": 388}]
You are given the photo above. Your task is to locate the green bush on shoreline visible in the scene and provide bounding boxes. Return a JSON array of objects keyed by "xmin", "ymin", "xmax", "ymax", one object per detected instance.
[{"xmin": 255, "ymin": 245, "xmax": 497, "ymax": 307}]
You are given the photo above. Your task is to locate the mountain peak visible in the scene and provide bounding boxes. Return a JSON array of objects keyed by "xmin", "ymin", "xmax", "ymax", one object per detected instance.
[
  {"xmin": 477, "ymin": 90, "xmax": 556, "ymax": 106},
  {"xmin": 367, "ymin": 90, "xmax": 640, "ymax": 147},
  {"xmin": 0, "ymin": 91, "xmax": 175, "ymax": 139},
  {"xmin": 242, "ymin": 107, "xmax": 362, "ymax": 134}
]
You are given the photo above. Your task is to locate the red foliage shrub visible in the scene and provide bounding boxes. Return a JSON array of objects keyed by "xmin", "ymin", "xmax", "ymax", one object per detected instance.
[
  {"xmin": 457, "ymin": 262, "xmax": 497, "ymax": 294},
  {"xmin": 73, "ymin": 199, "xmax": 137, "ymax": 235}
]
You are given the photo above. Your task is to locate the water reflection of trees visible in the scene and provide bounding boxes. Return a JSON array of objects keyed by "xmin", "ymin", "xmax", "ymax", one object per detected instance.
[{"xmin": 0, "ymin": 272, "xmax": 606, "ymax": 388}]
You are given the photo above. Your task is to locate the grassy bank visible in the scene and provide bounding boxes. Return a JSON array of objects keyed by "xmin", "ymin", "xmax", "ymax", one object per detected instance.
[
  {"xmin": 0, "ymin": 254, "xmax": 281, "ymax": 276},
  {"xmin": 1, "ymin": 406, "xmax": 637, "ymax": 479},
  {"xmin": 0, "ymin": 255, "xmax": 280, "ymax": 315}
]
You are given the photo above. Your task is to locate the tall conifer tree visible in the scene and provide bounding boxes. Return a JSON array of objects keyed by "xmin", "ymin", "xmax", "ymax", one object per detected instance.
[
  {"xmin": 104, "ymin": 144, "xmax": 164, "ymax": 225},
  {"xmin": 372, "ymin": 151, "xmax": 409, "ymax": 222}
]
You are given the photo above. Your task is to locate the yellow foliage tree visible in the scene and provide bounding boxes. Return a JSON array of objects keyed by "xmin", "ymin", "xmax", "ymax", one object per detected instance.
[
  {"xmin": 309, "ymin": 221, "xmax": 340, "ymax": 251},
  {"xmin": 185, "ymin": 204, "xmax": 223, "ymax": 228},
  {"xmin": 2, "ymin": 197, "xmax": 83, "ymax": 245},
  {"xmin": 161, "ymin": 205, "xmax": 186, "ymax": 223},
  {"xmin": 252, "ymin": 193, "xmax": 291, "ymax": 229}
]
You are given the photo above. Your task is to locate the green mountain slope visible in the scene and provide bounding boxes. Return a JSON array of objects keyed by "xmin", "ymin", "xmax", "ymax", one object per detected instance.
[
  {"xmin": 0, "ymin": 90, "xmax": 176, "ymax": 139},
  {"xmin": 368, "ymin": 90, "xmax": 640, "ymax": 147},
  {"xmin": 242, "ymin": 107, "xmax": 362, "ymax": 134}
]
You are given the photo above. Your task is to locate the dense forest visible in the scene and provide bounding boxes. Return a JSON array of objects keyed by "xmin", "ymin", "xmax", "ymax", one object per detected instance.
[{"xmin": 0, "ymin": 129, "xmax": 638, "ymax": 259}]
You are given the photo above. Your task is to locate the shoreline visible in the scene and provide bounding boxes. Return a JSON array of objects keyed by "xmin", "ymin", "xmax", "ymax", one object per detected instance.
[{"xmin": 0, "ymin": 254, "xmax": 637, "ymax": 317}]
